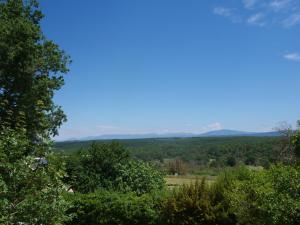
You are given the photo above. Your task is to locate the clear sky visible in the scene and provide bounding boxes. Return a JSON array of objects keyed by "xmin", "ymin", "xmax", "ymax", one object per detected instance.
[{"xmin": 39, "ymin": 0, "xmax": 300, "ymax": 140}]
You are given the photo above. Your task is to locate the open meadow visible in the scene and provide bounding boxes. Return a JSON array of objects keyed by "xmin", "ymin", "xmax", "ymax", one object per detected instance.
[{"xmin": 165, "ymin": 175, "xmax": 216, "ymax": 188}]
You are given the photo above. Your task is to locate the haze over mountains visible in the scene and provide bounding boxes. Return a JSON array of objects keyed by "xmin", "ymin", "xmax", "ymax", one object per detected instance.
[{"xmin": 60, "ymin": 129, "xmax": 281, "ymax": 142}]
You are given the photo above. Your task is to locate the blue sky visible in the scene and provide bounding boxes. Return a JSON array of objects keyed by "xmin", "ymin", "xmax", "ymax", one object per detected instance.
[{"xmin": 39, "ymin": 0, "xmax": 300, "ymax": 140}]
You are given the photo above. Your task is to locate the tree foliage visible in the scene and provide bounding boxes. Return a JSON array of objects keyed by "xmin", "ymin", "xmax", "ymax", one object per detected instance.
[
  {"xmin": 55, "ymin": 136, "xmax": 281, "ymax": 170},
  {"xmin": 0, "ymin": 0, "xmax": 71, "ymax": 223},
  {"xmin": 65, "ymin": 142, "xmax": 165, "ymax": 195},
  {"xmin": 227, "ymin": 165, "xmax": 300, "ymax": 225},
  {"xmin": 65, "ymin": 142, "xmax": 130, "ymax": 193},
  {"xmin": 291, "ymin": 120, "xmax": 300, "ymax": 159},
  {"xmin": 115, "ymin": 160, "xmax": 165, "ymax": 195},
  {"xmin": 0, "ymin": 0, "xmax": 70, "ymax": 144},
  {"xmin": 65, "ymin": 190, "xmax": 164, "ymax": 225},
  {"xmin": 0, "ymin": 129, "xmax": 70, "ymax": 224}
]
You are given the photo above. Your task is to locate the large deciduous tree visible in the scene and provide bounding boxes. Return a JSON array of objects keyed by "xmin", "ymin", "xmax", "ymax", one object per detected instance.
[
  {"xmin": 0, "ymin": 1, "xmax": 71, "ymax": 223},
  {"xmin": 0, "ymin": 0, "xmax": 70, "ymax": 144}
]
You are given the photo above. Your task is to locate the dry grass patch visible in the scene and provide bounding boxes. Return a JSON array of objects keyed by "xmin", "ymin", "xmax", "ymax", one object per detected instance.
[{"xmin": 165, "ymin": 175, "xmax": 216, "ymax": 188}]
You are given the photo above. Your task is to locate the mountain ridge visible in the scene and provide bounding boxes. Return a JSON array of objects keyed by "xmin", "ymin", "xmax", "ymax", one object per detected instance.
[{"xmin": 57, "ymin": 129, "xmax": 281, "ymax": 142}]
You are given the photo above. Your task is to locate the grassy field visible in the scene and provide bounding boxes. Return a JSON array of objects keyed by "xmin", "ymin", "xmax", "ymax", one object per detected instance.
[
  {"xmin": 165, "ymin": 175, "xmax": 216, "ymax": 188},
  {"xmin": 165, "ymin": 165, "xmax": 263, "ymax": 188}
]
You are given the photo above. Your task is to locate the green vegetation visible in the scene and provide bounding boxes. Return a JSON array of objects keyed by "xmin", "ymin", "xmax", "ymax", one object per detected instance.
[
  {"xmin": 64, "ymin": 142, "xmax": 165, "ymax": 195},
  {"xmin": 1, "ymin": 1, "xmax": 300, "ymax": 224},
  {"xmin": 65, "ymin": 190, "xmax": 164, "ymax": 225},
  {"xmin": 0, "ymin": 129, "xmax": 69, "ymax": 224},
  {"xmin": 55, "ymin": 136, "xmax": 282, "ymax": 172},
  {"xmin": 161, "ymin": 178, "xmax": 235, "ymax": 225},
  {"xmin": 292, "ymin": 121, "xmax": 300, "ymax": 159},
  {"xmin": 227, "ymin": 165, "xmax": 300, "ymax": 225},
  {"xmin": 60, "ymin": 127, "xmax": 300, "ymax": 225},
  {"xmin": 64, "ymin": 163, "xmax": 300, "ymax": 225},
  {"xmin": 0, "ymin": 0, "xmax": 70, "ymax": 223},
  {"xmin": 0, "ymin": 0, "xmax": 70, "ymax": 143}
]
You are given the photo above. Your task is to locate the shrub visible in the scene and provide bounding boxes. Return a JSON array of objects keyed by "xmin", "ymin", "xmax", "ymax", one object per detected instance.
[
  {"xmin": 0, "ymin": 129, "xmax": 70, "ymax": 224},
  {"xmin": 167, "ymin": 158, "xmax": 187, "ymax": 175},
  {"xmin": 65, "ymin": 142, "xmax": 130, "ymax": 193},
  {"xmin": 65, "ymin": 190, "xmax": 164, "ymax": 225},
  {"xmin": 115, "ymin": 160, "xmax": 165, "ymax": 195},
  {"xmin": 65, "ymin": 142, "xmax": 165, "ymax": 195},
  {"xmin": 227, "ymin": 165, "xmax": 300, "ymax": 225},
  {"xmin": 162, "ymin": 179, "xmax": 235, "ymax": 225},
  {"xmin": 226, "ymin": 156, "xmax": 237, "ymax": 167},
  {"xmin": 209, "ymin": 173, "xmax": 237, "ymax": 225}
]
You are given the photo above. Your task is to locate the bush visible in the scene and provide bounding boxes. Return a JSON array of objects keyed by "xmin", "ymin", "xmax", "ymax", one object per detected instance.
[
  {"xmin": 167, "ymin": 158, "xmax": 187, "ymax": 175},
  {"xmin": 65, "ymin": 142, "xmax": 165, "ymax": 195},
  {"xmin": 226, "ymin": 156, "xmax": 237, "ymax": 167},
  {"xmin": 161, "ymin": 179, "xmax": 213, "ymax": 225},
  {"xmin": 227, "ymin": 165, "xmax": 300, "ymax": 225},
  {"xmin": 65, "ymin": 142, "xmax": 130, "ymax": 193},
  {"xmin": 64, "ymin": 165, "xmax": 300, "ymax": 225},
  {"xmin": 244, "ymin": 156, "xmax": 256, "ymax": 165},
  {"xmin": 291, "ymin": 121, "xmax": 300, "ymax": 159},
  {"xmin": 161, "ymin": 178, "xmax": 235, "ymax": 225},
  {"xmin": 0, "ymin": 129, "xmax": 70, "ymax": 224},
  {"xmin": 209, "ymin": 173, "xmax": 237, "ymax": 225},
  {"xmin": 115, "ymin": 160, "xmax": 165, "ymax": 195},
  {"xmin": 65, "ymin": 190, "xmax": 164, "ymax": 225}
]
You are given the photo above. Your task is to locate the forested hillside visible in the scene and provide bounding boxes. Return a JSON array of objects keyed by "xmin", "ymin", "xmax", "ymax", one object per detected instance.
[{"xmin": 55, "ymin": 136, "xmax": 282, "ymax": 168}]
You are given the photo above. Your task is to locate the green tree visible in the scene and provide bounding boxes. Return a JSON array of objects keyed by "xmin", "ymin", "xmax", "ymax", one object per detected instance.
[
  {"xmin": 291, "ymin": 120, "xmax": 300, "ymax": 160},
  {"xmin": 0, "ymin": 0, "xmax": 70, "ymax": 144},
  {"xmin": 65, "ymin": 142, "xmax": 165, "ymax": 195},
  {"xmin": 226, "ymin": 156, "xmax": 237, "ymax": 167},
  {"xmin": 0, "ymin": 129, "xmax": 70, "ymax": 224},
  {"xmin": 244, "ymin": 156, "xmax": 256, "ymax": 165},
  {"xmin": 66, "ymin": 142, "xmax": 130, "ymax": 193},
  {"xmin": 0, "ymin": 0, "xmax": 71, "ymax": 223},
  {"xmin": 115, "ymin": 160, "xmax": 165, "ymax": 195},
  {"xmin": 276, "ymin": 121, "xmax": 296, "ymax": 163}
]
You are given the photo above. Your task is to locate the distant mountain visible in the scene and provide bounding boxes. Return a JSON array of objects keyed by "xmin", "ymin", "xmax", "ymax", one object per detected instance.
[
  {"xmin": 74, "ymin": 132, "xmax": 196, "ymax": 141},
  {"xmin": 200, "ymin": 129, "xmax": 252, "ymax": 137},
  {"xmin": 60, "ymin": 129, "xmax": 281, "ymax": 142},
  {"xmin": 199, "ymin": 129, "xmax": 281, "ymax": 137}
]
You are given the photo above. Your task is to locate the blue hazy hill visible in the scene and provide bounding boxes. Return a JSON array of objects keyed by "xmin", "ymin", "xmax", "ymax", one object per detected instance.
[{"xmin": 61, "ymin": 129, "xmax": 281, "ymax": 141}]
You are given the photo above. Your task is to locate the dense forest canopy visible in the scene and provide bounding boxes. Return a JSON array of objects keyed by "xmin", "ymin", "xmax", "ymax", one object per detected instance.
[
  {"xmin": 55, "ymin": 136, "xmax": 282, "ymax": 167},
  {"xmin": 0, "ymin": 0, "xmax": 70, "ymax": 145}
]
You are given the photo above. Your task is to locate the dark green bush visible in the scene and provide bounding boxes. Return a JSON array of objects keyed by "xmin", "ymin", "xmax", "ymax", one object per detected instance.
[
  {"xmin": 65, "ymin": 190, "xmax": 164, "ymax": 225},
  {"xmin": 65, "ymin": 142, "xmax": 165, "ymax": 195},
  {"xmin": 65, "ymin": 142, "xmax": 130, "ymax": 193},
  {"xmin": 226, "ymin": 156, "xmax": 237, "ymax": 167}
]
